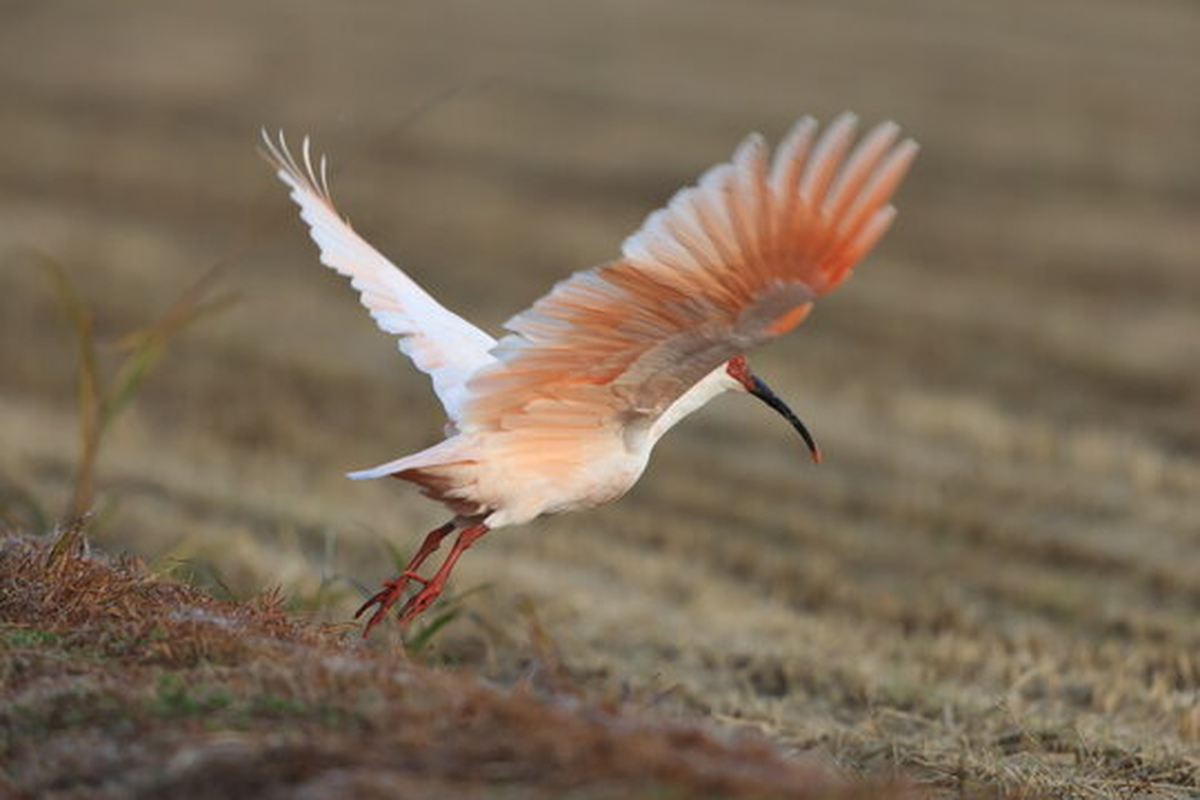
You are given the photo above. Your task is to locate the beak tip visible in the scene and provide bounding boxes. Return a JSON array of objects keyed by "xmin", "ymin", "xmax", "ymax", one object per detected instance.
[{"xmin": 749, "ymin": 375, "xmax": 822, "ymax": 465}]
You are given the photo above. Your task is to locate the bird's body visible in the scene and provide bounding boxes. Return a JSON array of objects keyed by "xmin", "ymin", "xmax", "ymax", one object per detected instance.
[
  {"xmin": 350, "ymin": 361, "xmax": 739, "ymax": 527},
  {"xmin": 262, "ymin": 113, "xmax": 916, "ymax": 633}
]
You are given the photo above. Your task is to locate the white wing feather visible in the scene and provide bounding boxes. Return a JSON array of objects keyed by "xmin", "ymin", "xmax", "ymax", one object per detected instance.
[{"xmin": 261, "ymin": 130, "xmax": 497, "ymax": 421}]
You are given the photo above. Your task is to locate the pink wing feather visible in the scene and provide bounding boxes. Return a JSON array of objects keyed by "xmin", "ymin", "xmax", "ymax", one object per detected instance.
[{"xmin": 460, "ymin": 114, "xmax": 917, "ymax": 454}]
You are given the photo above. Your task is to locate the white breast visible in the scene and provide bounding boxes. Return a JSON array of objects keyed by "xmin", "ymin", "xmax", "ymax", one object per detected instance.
[{"xmin": 479, "ymin": 366, "xmax": 739, "ymax": 528}]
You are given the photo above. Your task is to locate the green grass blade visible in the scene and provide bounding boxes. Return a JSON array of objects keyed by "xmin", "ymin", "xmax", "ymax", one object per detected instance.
[
  {"xmin": 405, "ymin": 608, "xmax": 460, "ymax": 656},
  {"xmin": 103, "ymin": 338, "xmax": 165, "ymax": 431}
]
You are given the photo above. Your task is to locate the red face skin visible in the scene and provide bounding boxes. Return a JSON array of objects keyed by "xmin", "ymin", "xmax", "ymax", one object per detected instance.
[{"xmin": 725, "ymin": 355, "xmax": 756, "ymax": 391}]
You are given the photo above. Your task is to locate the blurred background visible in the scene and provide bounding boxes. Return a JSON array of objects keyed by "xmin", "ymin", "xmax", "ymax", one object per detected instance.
[{"xmin": 1, "ymin": 0, "xmax": 1198, "ymax": 785}]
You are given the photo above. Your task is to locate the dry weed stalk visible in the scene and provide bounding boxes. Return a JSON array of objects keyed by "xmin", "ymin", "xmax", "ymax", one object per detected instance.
[{"xmin": 24, "ymin": 252, "xmax": 234, "ymax": 565}]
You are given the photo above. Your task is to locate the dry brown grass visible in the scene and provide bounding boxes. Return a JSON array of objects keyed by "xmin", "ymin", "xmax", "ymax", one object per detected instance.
[
  {"xmin": 0, "ymin": 532, "xmax": 914, "ymax": 799},
  {"xmin": 1, "ymin": 1, "xmax": 1199, "ymax": 797}
]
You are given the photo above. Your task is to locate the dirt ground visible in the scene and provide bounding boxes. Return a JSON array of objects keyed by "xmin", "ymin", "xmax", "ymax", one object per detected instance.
[
  {"xmin": 4, "ymin": 534, "xmax": 916, "ymax": 799},
  {"xmin": 1, "ymin": 1, "xmax": 1198, "ymax": 796}
]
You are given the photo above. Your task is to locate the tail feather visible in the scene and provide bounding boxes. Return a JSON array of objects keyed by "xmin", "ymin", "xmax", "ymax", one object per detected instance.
[
  {"xmin": 346, "ymin": 438, "xmax": 470, "ymax": 480},
  {"xmin": 347, "ymin": 457, "xmax": 419, "ymax": 480}
]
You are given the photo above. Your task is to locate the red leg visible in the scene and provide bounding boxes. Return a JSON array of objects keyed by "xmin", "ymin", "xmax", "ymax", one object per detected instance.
[
  {"xmin": 395, "ymin": 523, "xmax": 489, "ymax": 625},
  {"xmin": 356, "ymin": 520, "xmax": 456, "ymax": 637}
]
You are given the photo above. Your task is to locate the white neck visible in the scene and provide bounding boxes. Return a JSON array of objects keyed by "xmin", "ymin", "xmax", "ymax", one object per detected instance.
[{"xmin": 643, "ymin": 366, "xmax": 739, "ymax": 447}]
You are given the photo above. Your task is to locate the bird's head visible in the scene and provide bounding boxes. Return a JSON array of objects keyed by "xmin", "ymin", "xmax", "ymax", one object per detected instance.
[{"xmin": 725, "ymin": 355, "xmax": 822, "ymax": 463}]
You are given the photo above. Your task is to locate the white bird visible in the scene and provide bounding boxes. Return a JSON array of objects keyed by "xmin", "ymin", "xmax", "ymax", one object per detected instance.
[{"xmin": 261, "ymin": 113, "xmax": 917, "ymax": 635}]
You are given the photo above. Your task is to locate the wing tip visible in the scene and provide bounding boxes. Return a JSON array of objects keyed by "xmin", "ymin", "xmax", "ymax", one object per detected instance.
[
  {"xmin": 830, "ymin": 110, "xmax": 860, "ymax": 130},
  {"xmin": 894, "ymin": 137, "xmax": 921, "ymax": 165},
  {"xmin": 259, "ymin": 126, "xmax": 334, "ymax": 202}
]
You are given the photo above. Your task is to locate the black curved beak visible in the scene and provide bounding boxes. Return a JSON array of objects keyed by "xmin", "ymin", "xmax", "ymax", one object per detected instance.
[{"xmin": 749, "ymin": 376, "xmax": 822, "ymax": 463}]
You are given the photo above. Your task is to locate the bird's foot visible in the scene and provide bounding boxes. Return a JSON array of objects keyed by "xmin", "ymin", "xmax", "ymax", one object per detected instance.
[
  {"xmin": 355, "ymin": 570, "xmax": 430, "ymax": 637},
  {"xmin": 354, "ymin": 521, "xmax": 489, "ymax": 638},
  {"xmin": 395, "ymin": 577, "xmax": 447, "ymax": 625}
]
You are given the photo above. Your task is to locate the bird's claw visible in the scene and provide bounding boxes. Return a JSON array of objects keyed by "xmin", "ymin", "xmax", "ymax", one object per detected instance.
[
  {"xmin": 355, "ymin": 571, "xmax": 431, "ymax": 637},
  {"xmin": 396, "ymin": 582, "xmax": 444, "ymax": 625},
  {"xmin": 354, "ymin": 522, "xmax": 487, "ymax": 638}
]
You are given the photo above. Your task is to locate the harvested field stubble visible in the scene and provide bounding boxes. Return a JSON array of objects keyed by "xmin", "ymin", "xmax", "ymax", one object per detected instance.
[{"xmin": 1, "ymin": 0, "xmax": 1199, "ymax": 796}]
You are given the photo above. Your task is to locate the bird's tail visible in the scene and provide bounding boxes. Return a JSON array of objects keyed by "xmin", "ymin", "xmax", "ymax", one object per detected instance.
[
  {"xmin": 349, "ymin": 437, "xmax": 484, "ymax": 517},
  {"xmin": 346, "ymin": 437, "xmax": 472, "ymax": 481}
]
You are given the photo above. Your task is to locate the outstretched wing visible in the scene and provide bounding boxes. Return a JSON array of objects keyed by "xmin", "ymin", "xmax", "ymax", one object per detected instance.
[
  {"xmin": 261, "ymin": 131, "xmax": 498, "ymax": 421},
  {"xmin": 460, "ymin": 114, "xmax": 916, "ymax": 466}
]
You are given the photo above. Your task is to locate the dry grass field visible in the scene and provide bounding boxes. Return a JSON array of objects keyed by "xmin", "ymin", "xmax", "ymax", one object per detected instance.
[
  {"xmin": 3, "ymin": 534, "xmax": 910, "ymax": 799},
  {"xmin": 2, "ymin": 1, "xmax": 1199, "ymax": 796}
]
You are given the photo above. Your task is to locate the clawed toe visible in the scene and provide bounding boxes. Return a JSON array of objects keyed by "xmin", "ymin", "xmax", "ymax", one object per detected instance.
[
  {"xmin": 354, "ymin": 586, "xmax": 395, "ymax": 621},
  {"xmin": 396, "ymin": 584, "xmax": 443, "ymax": 625},
  {"xmin": 356, "ymin": 522, "xmax": 489, "ymax": 637},
  {"xmin": 355, "ymin": 569, "xmax": 438, "ymax": 637}
]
